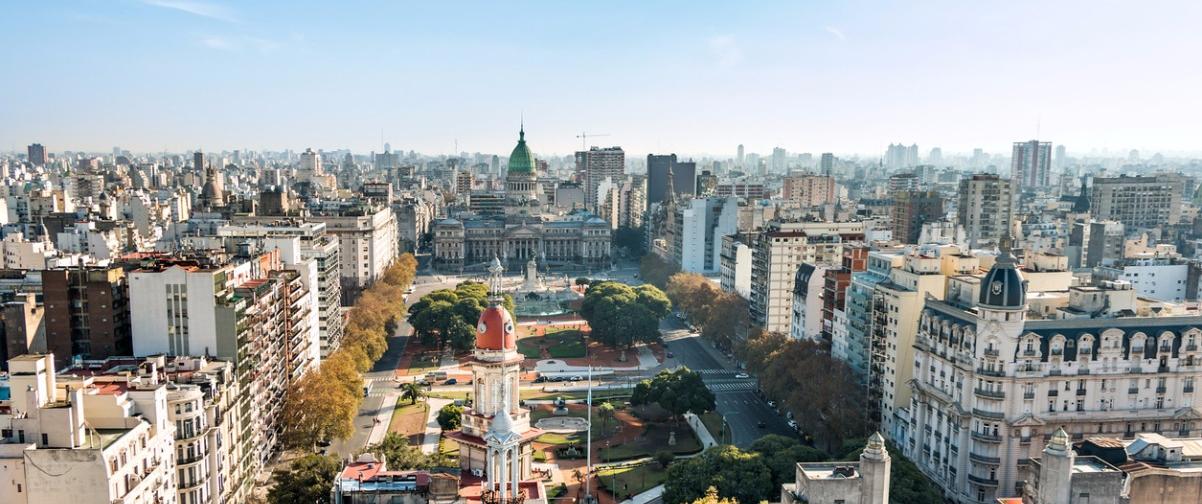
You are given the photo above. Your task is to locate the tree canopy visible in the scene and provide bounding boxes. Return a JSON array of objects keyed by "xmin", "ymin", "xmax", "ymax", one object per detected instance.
[
  {"xmin": 613, "ymin": 226, "xmax": 647, "ymax": 258},
  {"xmin": 666, "ymin": 273, "xmax": 750, "ymax": 350},
  {"xmin": 408, "ymin": 281, "xmax": 515, "ymax": 352},
  {"xmin": 280, "ymin": 254, "xmax": 417, "ymax": 450},
  {"xmin": 757, "ymin": 337, "xmax": 869, "ymax": 452},
  {"xmin": 837, "ymin": 438, "xmax": 943, "ymax": 504},
  {"xmin": 580, "ymin": 281, "xmax": 671, "ymax": 349},
  {"xmin": 437, "ymin": 403, "xmax": 464, "ymax": 431},
  {"xmin": 662, "ymin": 445, "xmax": 773, "ymax": 504},
  {"xmin": 748, "ymin": 434, "xmax": 829, "ymax": 489},
  {"xmin": 267, "ymin": 454, "xmax": 341, "ymax": 504},
  {"xmin": 630, "ymin": 367, "xmax": 715, "ymax": 422}
]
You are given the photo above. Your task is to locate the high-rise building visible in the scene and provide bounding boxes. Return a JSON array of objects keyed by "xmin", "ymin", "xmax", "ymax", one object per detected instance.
[
  {"xmin": 891, "ymin": 190, "xmax": 944, "ymax": 244},
  {"xmin": 41, "ymin": 266, "xmax": 132, "ymax": 369},
  {"xmin": 737, "ymin": 144, "xmax": 745, "ymax": 167},
  {"xmin": 646, "ymin": 154, "xmax": 696, "ymax": 209},
  {"xmin": 309, "ymin": 202, "xmax": 399, "ymax": 293},
  {"xmin": 820, "ymin": 152, "xmax": 835, "ymax": 176},
  {"xmin": 664, "ymin": 196, "xmax": 739, "ymax": 273},
  {"xmin": 299, "ymin": 147, "xmax": 324, "ymax": 180},
  {"xmin": 27, "ymin": 143, "xmax": 47, "ymax": 166},
  {"xmin": 928, "ymin": 147, "xmax": 943, "ymax": 165},
  {"xmin": 957, "ymin": 174, "xmax": 1015, "ymax": 248},
  {"xmin": 1012, "ymin": 140, "xmax": 1053, "ymax": 189},
  {"xmin": 782, "ymin": 175, "xmax": 837, "ymax": 208},
  {"xmin": 1090, "ymin": 174, "xmax": 1185, "ymax": 229},
  {"xmin": 575, "ymin": 146, "xmax": 625, "ymax": 210},
  {"xmin": 1055, "ymin": 144, "xmax": 1067, "ymax": 170},
  {"xmin": 772, "ymin": 147, "xmax": 787, "ymax": 173},
  {"xmin": 194, "ymin": 150, "xmax": 205, "ymax": 172}
]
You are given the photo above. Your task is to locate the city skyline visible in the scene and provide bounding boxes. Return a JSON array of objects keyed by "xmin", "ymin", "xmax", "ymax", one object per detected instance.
[{"xmin": 4, "ymin": 1, "xmax": 1202, "ymax": 157}]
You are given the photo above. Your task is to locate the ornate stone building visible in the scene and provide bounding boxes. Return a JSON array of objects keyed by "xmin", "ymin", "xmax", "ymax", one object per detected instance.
[
  {"xmin": 903, "ymin": 249, "xmax": 1202, "ymax": 503},
  {"xmin": 432, "ymin": 127, "xmax": 612, "ymax": 271}
]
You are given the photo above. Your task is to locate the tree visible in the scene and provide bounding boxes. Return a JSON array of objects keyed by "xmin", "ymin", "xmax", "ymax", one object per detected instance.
[
  {"xmin": 368, "ymin": 432, "xmax": 430, "ymax": 470},
  {"xmin": 437, "ymin": 403, "xmax": 463, "ymax": 431},
  {"xmin": 575, "ymin": 277, "xmax": 591, "ymax": 286},
  {"xmin": 759, "ymin": 339, "xmax": 869, "ymax": 452},
  {"xmin": 655, "ymin": 449, "xmax": 676, "ymax": 469},
  {"xmin": 447, "ymin": 319, "xmax": 477, "ymax": 352},
  {"xmin": 700, "ymin": 293, "xmax": 749, "ymax": 351},
  {"xmin": 662, "ymin": 445, "xmax": 773, "ymax": 504},
  {"xmin": 748, "ymin": 434, "xmax": 828, "ymax": 489},
  {"xmin": 267, "ymin": 454, "xmax": 341, "ymax": 504},
  {"xmin": 400, "ymin": 382, "xmax": 426, "ymax": 405},
  {"xmin": 691, "ymin": 487, "xmax": 738, "ymax": 504},
  {"xmin": 580, "ymin": 281, "xmax": 671, "ymax": 349},
  {"xmin": 630, "ymin": 367, "xmax": 715, "ymax": 424},
  {"xmin": 736, "ymin": 329, "xmax": 788, "ymax": 371},
  {"xmin": 280, "ymin": 365, "xmax": 357, "ymax": 450},
  {"xmin": 407, "ymin": 281, "xmax": 516, "ymax": 351},
  {"xmin": 597, "ymin": 401, "xmax": 616, "ymax": 434}
]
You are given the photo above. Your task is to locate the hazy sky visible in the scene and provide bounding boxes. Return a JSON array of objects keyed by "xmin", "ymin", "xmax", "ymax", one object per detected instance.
[{"xmin": 3, "ymin": 1, "xmax": 1200, "ymax": 158}]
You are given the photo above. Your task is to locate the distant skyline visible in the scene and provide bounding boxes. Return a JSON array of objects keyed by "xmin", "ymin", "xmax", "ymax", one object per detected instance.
[{"xmin": 3, "ymin": 1, "xmax": 1201, "ymax": 157}]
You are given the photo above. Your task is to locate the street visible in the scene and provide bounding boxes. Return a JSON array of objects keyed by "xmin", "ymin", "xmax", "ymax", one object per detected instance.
[{"xmin": 659, "ymin": 317, "xmax": 795, "ymax": 448}]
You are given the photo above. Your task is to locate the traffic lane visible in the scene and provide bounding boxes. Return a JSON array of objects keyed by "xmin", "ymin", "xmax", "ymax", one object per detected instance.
[
  {"xmin": 715, "ymin": 390, "xmax": 795, "ymax": 448},
  {"xmin": 664, "ymin": 334, "xmax": 725, "ymax": 371}
]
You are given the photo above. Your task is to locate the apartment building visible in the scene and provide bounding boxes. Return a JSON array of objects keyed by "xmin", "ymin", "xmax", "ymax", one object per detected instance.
[
  {"xmin": 720, "ymin": 233, "xmax": 755, "ymax": 299},
  {"xmin": 309, "ymin": 202, "xmax": 399, "ymax": 294},
  {"xmin": 665, "ymin": 196, "xmax": 739, "ymax": 274},
  {"xmin": 957, "ymin": 174, "xmax": 1014, "ymax": 248},
  {"xmin": 749, "ymin": 220, "xmax": 865, "ymax": 333},
  {"xmin": 782, "ymin": 175, "xmax": 837, "ymax": 208},
  {"xmin": 41, "ymin": 266, "xmax": 131, "ymax": 368}
]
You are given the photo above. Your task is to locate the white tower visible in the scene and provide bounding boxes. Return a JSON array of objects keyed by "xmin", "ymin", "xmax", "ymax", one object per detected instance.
[
  {"xmin": 859, "ymin": 432, "xmax": 892, "ymax": 504},
  {"xmin": 485, "ymin": 388, "xmax": 524, "ymax": 500},
  {"xmin": 1036, "ymin": 428, "xmax": 1074, "ymax": 504}
]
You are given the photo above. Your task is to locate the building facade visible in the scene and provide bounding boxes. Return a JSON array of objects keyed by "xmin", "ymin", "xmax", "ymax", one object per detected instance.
[
  {"xmin": 1090, "ymin": 174, "xmax": 1185, "ymax": 229},
  {"xmin": 958, "ymin": 174, "xmax": 1014, "ymax": 249}
]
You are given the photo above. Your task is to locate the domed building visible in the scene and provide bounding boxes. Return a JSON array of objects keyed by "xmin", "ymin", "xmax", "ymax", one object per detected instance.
[
  {"xmin": 431, "ymin": 125, "xmax": 612, "ymax": 272},
  {"xmin": 447, "ymin": 259, "xmax": 542, "ymax": 498}
]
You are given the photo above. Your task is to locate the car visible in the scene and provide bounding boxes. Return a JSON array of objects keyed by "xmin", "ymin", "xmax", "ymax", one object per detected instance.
[
  {"xmin": 767, "ymin": 400, "xmax": 777, "ymax": 408},
  {"xmin": 666, "ymin": 351, "xmax": 675, "ymax": 358},
  {"xmin": 787, "ymin": 420, "xmax": 799, "ymax": 430},
  {"xmin": 757, "ymin": 421, "xmax": 766, "ymax": 428},
  {"xmin": 444, "ymin": 378, "xmax": 458, "ymax": 385},
  {"xmin": 571, "ymin": 375, "xmax": 584, "ymax": 381},
  {"xmin": 734, "ymin": 372, "xmax": 750, "ymax": 379},
  {"xmin": 534, "ymin": 376, "xmax": 547, "ymax": 383},
  {"xmin": 405, "ymin": 286, "xmax": 416, "ymax": 294}
]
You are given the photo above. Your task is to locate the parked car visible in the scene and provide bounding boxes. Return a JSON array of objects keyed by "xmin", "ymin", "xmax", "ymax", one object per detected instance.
[
  {"xmin": 571, "ymin": 375, "xmax": 584, "ymax": 381},
  {"xmin": 734, "ymin": 372, "xmax": 750, "ymax": 379},
  {"xmin": 767, "ymin": 400, "xmax": 777, "ymax": 408},
  {"xmin": 444, "ymin": 378, "xmax": 458, "ymax": 385},
  {"xmin": 757, "ymin": 421, "xmax": 766, "ymax": 428},
  {"xmin": 534, "ymin": 376, "xmax": 547, "ymax": 383},
  {"xmin": 666, "ymin": 351, "xmax": 675, "ymax": 358},
  {"xmin": 787, "ymin": 420, "xmax": 799, "ymax": 430}
]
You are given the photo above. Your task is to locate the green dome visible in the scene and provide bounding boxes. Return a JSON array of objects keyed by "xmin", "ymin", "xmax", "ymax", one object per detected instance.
[{"xmin": 507, "ymin": 126, "xmax": 536, "ymax": 175}]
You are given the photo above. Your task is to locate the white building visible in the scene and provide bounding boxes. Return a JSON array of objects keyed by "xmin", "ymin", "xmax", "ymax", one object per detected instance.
[
  {"xmin": 1095, "ymin": 258, "xmax": 1189, "ymax": 302},
  {"xmin": 790, "ymin": 263, "xmax": 829, "ymax": 341},
  {"xmin": 720, "ymin": 233, "xmax": 754, "ymax": 299},
  {"xmin": 0, "ymin": 354, "xmax": 178, "ymax": 504},
  {"xmin": 749, "ymin": 220, "xmax": 866, "ymax": 333},
  {"xmin": 669, "ymin": 197, "xmax": 739, "ymax": 274},
  {"xmin": 310, "ymin": 203, "xmax": 399, "ymax": 290},
  {"xmin": 0, "ymin": 232, "xmax": 54, "ymax": 269}
]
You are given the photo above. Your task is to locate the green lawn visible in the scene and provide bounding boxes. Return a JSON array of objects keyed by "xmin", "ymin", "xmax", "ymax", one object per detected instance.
[
  {"xmin": 390, "ymin": 400, "xmax": 428, "ymax": 425},
  {"xmin": 520, "ymin": 388, "xmax": 631, "ymax": 402},
  {"xmin": 536, "ymin": 432, "xmax": 582, "ymax": 445},
  {"xmin": 598, "ymin": 422, "xmax": 702, "ymax": 462},
  {"xmin": 517, "ymin": 329, "xmax": 586, "ymax": 359},
  {"xmin": 406, "ymin": 352, "xmax": 441, "ymax": 374},
  {"xmin": 598, "ymin": 463, "xmax": 668, "ymax": 501}
]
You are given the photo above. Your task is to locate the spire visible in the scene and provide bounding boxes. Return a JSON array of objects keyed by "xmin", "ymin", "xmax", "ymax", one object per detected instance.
[
  {"xmin": 861, "ymin": 432, "xmax": 888, "ymax": 461},
  {"xmin": 1046, "ymin": 427, "xmax": 1071, "ymax": 454},
  {"xmin": 519, "ymin": 116, "xmax": 525, "ymax": 141},
  {"xmin": 664, "ymin": 163, "xmax": 676, "ymax": 206}
]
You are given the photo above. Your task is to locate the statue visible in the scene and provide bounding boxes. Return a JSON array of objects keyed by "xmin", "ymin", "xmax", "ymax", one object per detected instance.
[{"xmin": 524, "ymin": 257, "xmax": 543, "ymax": 291}]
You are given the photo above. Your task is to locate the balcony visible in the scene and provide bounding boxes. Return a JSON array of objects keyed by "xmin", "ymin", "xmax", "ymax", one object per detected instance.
[
  {"xmin": 984, "ymin": 348, "xmax": 999, "ymax": 357},
  {"xmin": 1023, "ymin": 391, "xmax": 1035, "ymax": 400},
  {"xmin": 977, "ymin": 367, "xmax": 1005, "ymax": 377},
  {"xmin": 971, "ymin": 431, "xmax": 1002, "ymax": 443},
  {"xmin": 1156, "ymin": 386, "xmax": 1167, "ymax": 394},
  {"xmin": 968, "ymin": 474, "xmax": 999, "ymax": 487},
  {"xmin": 1189, "ymin": 344, "xmax": 1199, "ymax": 352},
  {"xmin": 1186, "ymin": 386, "xmax": 1195, "ymax": 393},
  {"xmin": 970, "ymin": 452, "xmax": 1002, "ymax": 465},
  {"xmin": 1048, "ymin": 389, "xmax": 1058, "ymax": 397},
  {"xmin": 973, "ymin": 408, "xmax": 1005, "ymax": 420},
  {"xmin": 1128, "ymin": 387, "xmax": 1139, "ymax": 395},
  {"xmin": 1023, "ymin": 349, "xmax": 1038, "ymax": 357},
  {"xmin": 975, "ymin": 388, "xmax": 1005, "ymax": 400},
  {"xmin": 1076, "ymin": 388, "xmax": 1087, "ymax": 396}
]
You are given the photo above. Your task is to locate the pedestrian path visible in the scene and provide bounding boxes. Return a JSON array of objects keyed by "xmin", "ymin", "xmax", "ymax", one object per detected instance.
[{"xmin": 420, "ymin": 397, "xmax": 453, "ymax": 455}]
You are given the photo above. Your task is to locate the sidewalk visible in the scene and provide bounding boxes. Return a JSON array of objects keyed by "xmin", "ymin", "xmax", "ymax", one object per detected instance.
[
  {"xmin": 420, "ymin": 397, "xmax": 453, "ymax": 454},
  {"xmin": 366, "ymin": 392, "xmax": 399, "ymax": 447}
]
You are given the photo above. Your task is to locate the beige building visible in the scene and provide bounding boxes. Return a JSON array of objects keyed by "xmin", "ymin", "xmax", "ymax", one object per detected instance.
[
  {"xmin": 782, "ymin": 175, "xmax": 837, "ymax": 208},
  {"xmin": 309, "ymin": 202, "xmax": 399, "ymax": 290},
  {"xmin": 1090, "ymin": 174, "xmax": 1185, "ymax": 229},
  {"xmin": 0, "ymin": 354, "xmax": 178, "ymax": 504}
]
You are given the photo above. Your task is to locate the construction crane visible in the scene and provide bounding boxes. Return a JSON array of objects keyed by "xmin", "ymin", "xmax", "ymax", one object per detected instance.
[{"xmin": 576, "ymin": 132, "xmax": 610, "ymax": 151}]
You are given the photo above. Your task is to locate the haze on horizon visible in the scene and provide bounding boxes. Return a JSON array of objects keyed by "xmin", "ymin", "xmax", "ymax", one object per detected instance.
[{"xmin": 2, "ymin": 0, "xmax": 1200, "ymax": 158}]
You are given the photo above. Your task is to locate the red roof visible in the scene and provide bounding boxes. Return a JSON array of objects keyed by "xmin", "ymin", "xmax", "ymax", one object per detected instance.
[
  {"xmin": 476, "ymin": 306, "xmax": 516, "ymax": 351},
  {"xmin": 341, "ymin": 462, "xmax": 384, "ymax": 481}
]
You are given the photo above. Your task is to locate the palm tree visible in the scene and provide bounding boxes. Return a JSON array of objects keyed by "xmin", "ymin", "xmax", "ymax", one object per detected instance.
[{"xmin": 400, "ymin": 382, "xmax": 426, "ymax": 405}]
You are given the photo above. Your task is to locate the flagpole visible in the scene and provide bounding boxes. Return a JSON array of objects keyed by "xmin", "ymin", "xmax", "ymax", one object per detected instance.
[{"xmin": 585, "ymin": 363, "xmax": 593, "ymax": 503}]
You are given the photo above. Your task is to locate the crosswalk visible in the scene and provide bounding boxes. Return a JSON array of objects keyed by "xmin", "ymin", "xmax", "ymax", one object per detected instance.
[
  {"xmin": 694, "ymin": 368, "xmax": 741, "ymax": 376},
  {"xmin": 704, "ymin": 381, "xmax": 758, "ymax": 393}
]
